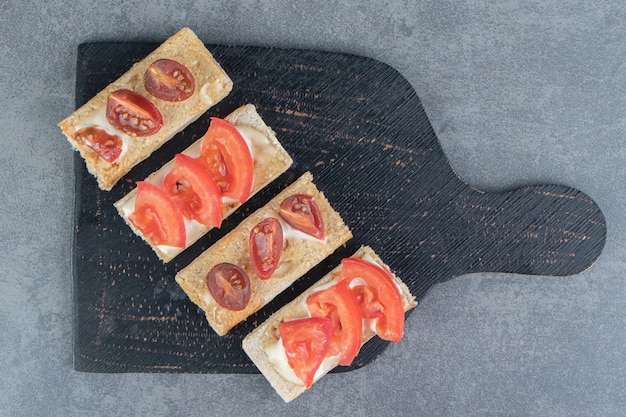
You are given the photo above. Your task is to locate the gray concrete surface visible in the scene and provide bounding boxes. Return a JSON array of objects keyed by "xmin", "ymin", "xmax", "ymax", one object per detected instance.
[{"xmin": 1, "ymin": 1, "xmax": 625, "ymax": 416}]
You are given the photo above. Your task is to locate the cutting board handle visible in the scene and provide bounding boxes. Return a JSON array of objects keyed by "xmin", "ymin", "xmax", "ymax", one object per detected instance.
[{"xmin": 441, "ymin": 183, "xmax": 606, "ymax": 280}]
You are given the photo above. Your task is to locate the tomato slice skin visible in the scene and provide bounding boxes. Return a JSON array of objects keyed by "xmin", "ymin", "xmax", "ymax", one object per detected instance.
[
  {"xmin": 198, "ymin": 117, "xmax": 254, "ymax": 203},
  {"xmin": 278, "ymin": 194, "xmax": 325, "ymax": 240},
  {"xmin": 340, "ymin": 258, "xmax": 405, "ymax": 343},
  {"xmin": 128, "ymin": 181, "xmax": 186, "ymax": 248},
  {"xmin": 162, "ymin": 153, "xmax": 223, "ymax": 227},
  {"xmin": 249, "ymin": 217, "xmax": 283, "ymax": 279},
  {"xmin": 279, "ymin": 317, "xmax": 333, "ymax": 388},
  {"xmin": 306, "ymin": 280, "xmax": 362, "ymax": 366},
  {"xmin": 206, "ymin": 263, "xmax": 251, "ymax": 311},
  {"xmin": 75, "ymin": 126, "xmax": 123, "ymax": 164},
  {"xmin": 106, "ymin": 89, "xmax": 163, "ymax": 136},
  {"xmin": 144, "ymin": 59, "xmax": 195, "ymax": 102}
]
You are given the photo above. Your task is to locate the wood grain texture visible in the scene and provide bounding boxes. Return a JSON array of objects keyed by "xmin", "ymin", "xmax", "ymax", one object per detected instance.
[{"xmin": 72, "ymin": 42, "xmax": 606, "ymax": 373}]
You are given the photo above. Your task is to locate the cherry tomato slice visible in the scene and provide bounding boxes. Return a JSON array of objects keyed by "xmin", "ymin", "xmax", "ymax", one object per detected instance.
[
  {"xmin": 279, "ymin": 317, "xmax": 333, "ymax": 388},
  {"xmin": 106, "ymin": 89, "xmax": 163, "ymax": 136},
  {"xmin": 128, "ymin": 181, "xmax": 186, "ymax": 248},
  {"xmin": 278, "ymin": 194, "xmax": 325, "ymax": 240},
  {"xmin": 198, "ymin": 117, "xmax": 254, "ymax": 203},
  {"xmin": 249, "ymin": 217, "xmax": 283, "ymax": 279},
  {"xmin": 340, "ymin": 258, "xmax": 405, "ymax": 342},
  {"xmin": 75, "ymin": 126, "xmax": 123, "ymax": 164},
  {"xmin": 206, "ymin": 263, "xmax": 251, "ymax": 311},
  {"xmin": 162, "ymin": 153, "xmax": 223, "ymax": 227},
  {"xmin": 306, "ymin": 280, "xmax": 362, "ymax": 366},
  {"xmin": 144, "ymin": 59, "xmax": 195, "ymax": 102}
]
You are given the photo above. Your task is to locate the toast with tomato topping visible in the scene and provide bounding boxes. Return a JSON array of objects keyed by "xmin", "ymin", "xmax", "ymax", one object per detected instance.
[
  {"xmin": 175, "ymin": 171, "xmax": 353, "ymax": 336},
  {"xmin": 242, "ymin": 246, "xmax": 416, "ymax": 403},
  {"xmin": 59, "ymin": 27, "xmax": 233, "ymax": 190},
  {"xmin": 114, "ymin": 104, "xmax": 294, "ymax": 262}
]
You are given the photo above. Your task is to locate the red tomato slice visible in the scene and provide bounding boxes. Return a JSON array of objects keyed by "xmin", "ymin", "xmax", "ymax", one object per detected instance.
[
  {"xmin": 144, "ymin": 59, "xmax": 195, "ymax": 102},
  {"xmin": 249, "ymin": 217, "xmax": 283, "ymax": 279},
  {"xmin": 162, "ymin": 153, "xmax": 223, "ymax": 227},
  {"xmin": 279, "ymin": 317, "xmax": 333, "ymax": 388},
  {"xmin": 340, "ymin": 258, "xmax": 405, "ymax": 343},
  {"xmin": 306, "ymin": 280, "xmax": 362, "ymax": 366},
  {"xmin": 106, "ymin": 89, "xmax": 163, "ymax": 136},
  {"xmin": 75, "ymin": 126, "xmax": 123, "ymax": 164},
  {"xmin": 351, "ymin": 285, "xmax": 385, "ymax": 319},
  {"xmin": 206, "ymin": 263, "xmax": 251, "ymax": 311},
  {"xmin": 128, "ymin": 181, "xmax": 186, "ymax": 248},
  {"xmin": 197, "ymin": 117, "xmax": 254, "ymax": 203},
  {"xmin": 278, "ymin": 194, "xmax": 325, "ymax": 240}
]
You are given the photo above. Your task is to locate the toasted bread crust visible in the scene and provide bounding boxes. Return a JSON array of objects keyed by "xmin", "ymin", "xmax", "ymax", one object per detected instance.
[
  {"xmin": 59, "ymin": 27, "xmax": 233, "ymax": 190},
  {"xmin": 242, "ymin": 245, "xmax": 417, "ymax": 403},
  {"xmin": 175, "ymin": 172, "xmax": 353, "ymax": 336},
  {"xmin": 114, "ymin": 104, "xmax": 293, "ymax": 262}
]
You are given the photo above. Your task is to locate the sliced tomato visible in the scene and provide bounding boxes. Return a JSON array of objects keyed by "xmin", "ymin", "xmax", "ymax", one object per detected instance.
[
  {"xmin": 278, "ymin": 194, "xmax": 325, "ymax": 240},
  {"xmin": 306, "ymin": 280, "xmax": 362, "ymax": 366},
  {"xmin": 340, "ymin": 258, "xmax": 405, "ymax": 342},
  {"xmin": 351, "ymin": 285, "xmax": 385, "ymax": 320},
  {"xmin": 144, "ymin": 59, "xmax": 195, "ymax": 102},
  {"xmin": 206, "ymin": 263, "xmax": 251, "ymax": 311},
  {"xmin": 197, "ymin": 117, "xmax": 254, "ymax": 203},
  {"xmin": 128, "ymin": 181, "xmax": 186, "ymax": 248},
  {"xmin": 75, "ymin": 126, "xmax": 123, "ymax": 164},
  {"xmin": 106, "ymin": 89, "xmax": 163, "ymax": 136},
  {"xmin": 249, "ymin": 217, "xmax": 283, "ymax": 279},
  {"xmin": 279, "ymin": 317, "xmax": 333, "ymax": 388},
  {"xmin": 162, "ymin": 153, "xmax": 222, "ymax": 227}
]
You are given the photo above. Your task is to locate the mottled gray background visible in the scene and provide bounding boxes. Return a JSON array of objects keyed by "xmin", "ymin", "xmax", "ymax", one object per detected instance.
[{"xmin": 1, "ymin": 1, "xmax": 625, "ymax": 416}]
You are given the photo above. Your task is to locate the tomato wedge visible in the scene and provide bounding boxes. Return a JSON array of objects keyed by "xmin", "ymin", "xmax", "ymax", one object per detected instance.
[
  {"xmin": 144, "ymin": 59, "xmax": 195, "ymax": 102},
  {"xmin": 279, "ymin": 317, "xmax": 333, "ymax": 388},
  {"xmin": 106, "ymin": 89, "xmax": 163, "ymax": 136},
  {"xmin": 75, "ymin": 126, "xmax": 123, "ymax": 164},
  {"xmin": 197, "ymin": 117, "xmax": 254, "ymax": 203},
  {"xmin": 162, "ymin": 153, "xmax": 223, "ymax": 227},
  {"xmin": 206, "ymin": 263, "xmax": 251, "ymax": 311},
  {"xmin": 249, "ymin": 217, "xmax": 283, "ymax": 279},
  {"xmin": 278, "ymin": 194, "xmax": 325, "ymax": 240},
  {"xmin": 340, "ymin": 258, "xmax": 405, "ymax": 342},
  {"xmin": 128, "ymin": 181, "xmax": 186, "ymax": 248},
  {"xmin": 306, "ymin": 280, "xmax": 362, "ymax": 366}
]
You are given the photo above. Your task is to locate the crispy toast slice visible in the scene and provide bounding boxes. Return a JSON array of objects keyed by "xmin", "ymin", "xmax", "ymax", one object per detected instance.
[{"xmin": 59, "ymin": 27, "xmax": 232, "ymax": 190}]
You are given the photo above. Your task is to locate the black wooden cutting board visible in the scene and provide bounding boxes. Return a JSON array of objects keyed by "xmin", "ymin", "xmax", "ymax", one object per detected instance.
[{"xmin": 72, "ymin": 41, "xmax": 606, "ymax": 373}]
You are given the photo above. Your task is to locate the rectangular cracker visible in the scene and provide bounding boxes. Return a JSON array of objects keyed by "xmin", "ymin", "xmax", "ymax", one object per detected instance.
[
  {"xmin": 242, "ymin": 245, "xmax": 417, "ymax": 403},
  {"xmin": 59, "ymin": 27, "xmax": 233, "ymax": 190},
  {"xmin": 175, "ymin": 171, "xmax": 353, "ymax": 336},
  {"xmin": 114, "ymin": 104, "xmax": 293, "ymax": 262}
]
